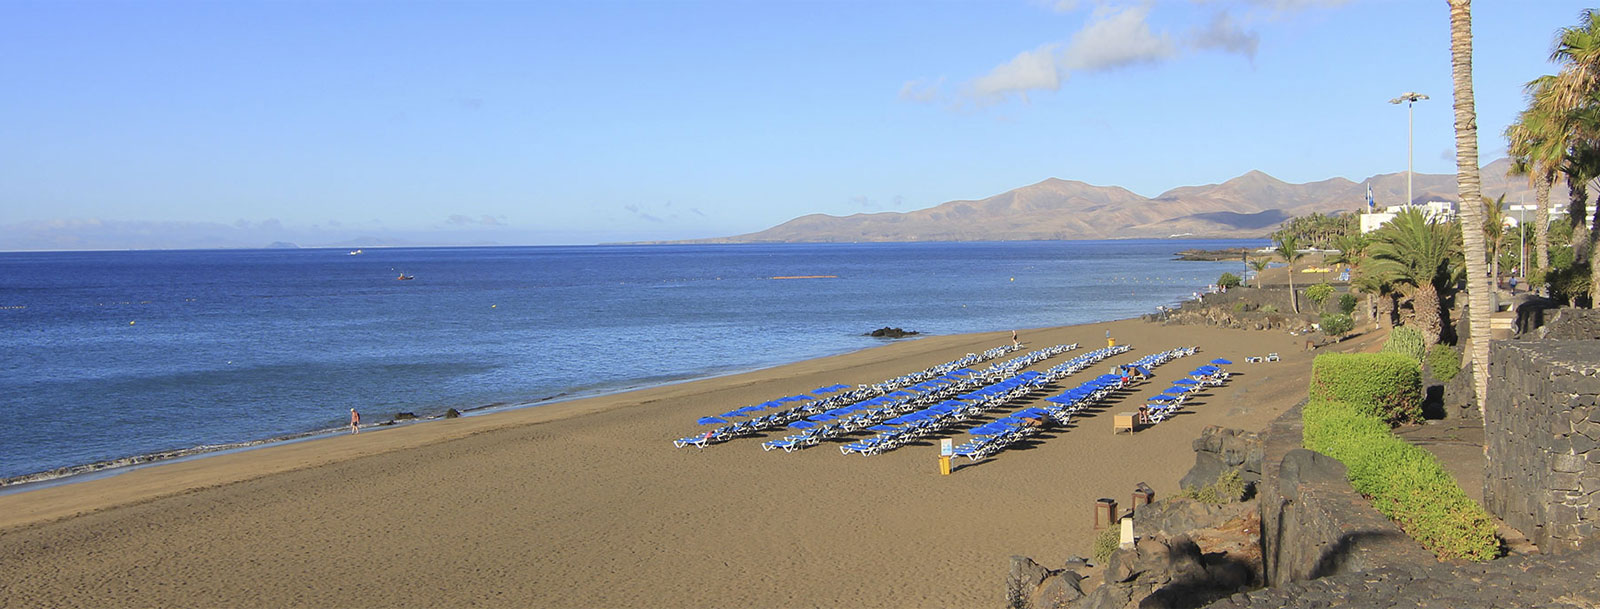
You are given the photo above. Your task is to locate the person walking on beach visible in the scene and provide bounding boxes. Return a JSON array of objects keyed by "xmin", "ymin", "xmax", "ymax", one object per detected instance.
[
  {"xmin": 1011, "ymin": 330, "xmax": 1019, "ymax": 347},
  {"xmin": 349, "ymin": 408, "xmax": 361, "ymax": 435}
]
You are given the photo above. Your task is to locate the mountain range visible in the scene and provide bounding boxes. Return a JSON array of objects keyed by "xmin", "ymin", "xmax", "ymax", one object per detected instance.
[{"xmin": 676, "ymin": 158, "xmax": 1565, "ymax": 243}]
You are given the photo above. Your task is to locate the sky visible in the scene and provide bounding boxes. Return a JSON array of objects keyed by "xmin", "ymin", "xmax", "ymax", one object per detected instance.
[{"xmin": 1, "ymin": 0, "xmax": 1595, "ymax": 250}]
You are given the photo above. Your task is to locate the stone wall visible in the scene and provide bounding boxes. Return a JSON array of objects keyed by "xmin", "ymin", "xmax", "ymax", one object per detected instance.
[
  {"xmin": 1483, "ymin": 340, "xmax": 1600, "ymax": 554},
  {"xmin": 1535, "ymin": 307, "xmax": 1600, "ymax": 340}
]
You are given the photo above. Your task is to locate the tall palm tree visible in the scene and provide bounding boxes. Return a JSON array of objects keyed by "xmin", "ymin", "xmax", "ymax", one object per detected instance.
[
  {"xmin": 1248, "ymin": 258, "xmax": 1270, "ymax": 289},
  {"xmin": 1367, "ymin": 209, "xmax": 1462, "ymax": 347},
  {"xmin": 1274, "ymin": 234, "xmax": 1305, "ymax": 314},
  {"xmin": 1546, "ymin": 9, "xmax": 1600, "ymax": 119},
  {"xmin": 1506, "ymin": 90, "xmax": 1560, "ymax": 292},
  {"xmin": 1483, "ymin": 194, "xmax": 1507, "ymax": 286},
  {"xmin": 1450, "ymin": 0, "xmax": 1494, "ymax": 418}
]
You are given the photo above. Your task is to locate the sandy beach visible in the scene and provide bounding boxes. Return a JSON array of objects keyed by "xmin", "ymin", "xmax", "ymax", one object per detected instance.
[{"xmin": 0, "ymin": 317, "xmax": 1318, "ymax": 608}]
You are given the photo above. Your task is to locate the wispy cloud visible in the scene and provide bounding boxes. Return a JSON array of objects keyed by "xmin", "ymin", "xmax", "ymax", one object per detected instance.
[
  {"xmin": 445, "ymin": 214, "xmax": 507, "ymax": 226},
  {"xmin": 1188, "ymin": 11, "xmax": 1260, "ymax": 60},
  {"xmin": 906, "ymin": 2, "xmax": 1302, "ymax": 108}
]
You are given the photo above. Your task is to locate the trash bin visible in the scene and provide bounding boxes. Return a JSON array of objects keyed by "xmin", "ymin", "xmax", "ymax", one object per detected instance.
[{"xmin": 1095, "ymin": 498, "xmax": 1118, "ymax": 530}]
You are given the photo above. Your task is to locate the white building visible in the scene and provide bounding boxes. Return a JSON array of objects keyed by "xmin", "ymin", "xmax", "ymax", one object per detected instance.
[{"xmin": 1359, "ymin": 198, "xmax": 1458, "ymax": 233}]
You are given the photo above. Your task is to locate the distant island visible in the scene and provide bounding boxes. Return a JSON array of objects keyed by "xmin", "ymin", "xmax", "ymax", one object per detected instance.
[{"xmin": 646, "ymin": 159, "xmax": 1554, "ymax": 244}]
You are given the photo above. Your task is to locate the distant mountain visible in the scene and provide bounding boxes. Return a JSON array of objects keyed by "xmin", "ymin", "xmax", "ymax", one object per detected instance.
[{"xmin": 676, "ymin": 159, "xmax": 1567, "ymax": 243}]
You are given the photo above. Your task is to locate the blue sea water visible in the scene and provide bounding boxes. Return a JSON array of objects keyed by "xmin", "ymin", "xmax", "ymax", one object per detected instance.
[{"xmin": 0, "ymin": 240, "xmax": 1259, "ymax": 480}]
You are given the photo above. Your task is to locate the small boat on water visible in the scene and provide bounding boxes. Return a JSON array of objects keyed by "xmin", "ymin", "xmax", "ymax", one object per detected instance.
[
  {"xmin": 349, "ymin": 249, "xmax": 363, "ymax": 255},
  {"xmin": 396, "ymin": 273, "xmax": 414, "ymax": 281}
]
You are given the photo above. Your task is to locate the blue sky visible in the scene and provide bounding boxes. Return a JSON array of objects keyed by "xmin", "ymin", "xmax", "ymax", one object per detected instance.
[{"xmin": 0, "ymin": 0, "xmax": 1593, "ymax": 249}]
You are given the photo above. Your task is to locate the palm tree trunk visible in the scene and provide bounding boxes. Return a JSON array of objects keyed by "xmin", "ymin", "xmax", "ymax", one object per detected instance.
[
  {"xmin": 1379, "ymin": 294, "xmax": 1395, "ymax": 328},
  {"xmin": 1287, "ymin": 264, "xmax": 1298, "ymax": 314},
  {"xmin": 1366, "ymin": 293, "xmax": 1378, "ymax": 329},
  {"xmin": 1415, "ymin": 284, "xmax": 1444, "ymax": 348},
  {"xmin": 1450, "ymin": 0, "xmax": 1493, "ymax": 418},
  {"xmin": 1536, "ymin": 172, "xmax": 1552, "ymax": 285}
]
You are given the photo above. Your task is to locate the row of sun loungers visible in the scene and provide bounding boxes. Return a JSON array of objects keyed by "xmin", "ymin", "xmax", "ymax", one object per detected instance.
[
  {"xmin": 951, "ymin": 346, "xmax": 1199, "ymax": 461},
  {"xmin": 674, "ymin": 344, "xmax": 1026, "ymax": 449},
  {"xmin": 1142, "ymin": 360, "xmax": 1231, "ymax": 424},
  {"xmin": 840, "ymin": 344, "xmax": 1133, "ymax": 457},
  {"xmin": 764, "ymin": 344, "xmax": 1082, "ymax": 453}
]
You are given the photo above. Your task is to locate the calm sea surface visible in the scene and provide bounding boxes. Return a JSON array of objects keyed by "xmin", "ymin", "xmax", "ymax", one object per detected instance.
[{"xmin": 0, "ymin": 240, "xmax": 1259, "ymax": 480}]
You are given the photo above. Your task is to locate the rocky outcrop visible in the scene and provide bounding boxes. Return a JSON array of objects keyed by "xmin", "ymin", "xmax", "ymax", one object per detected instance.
[
  {"xmin": 1259, "ymin": 449, "xmax": 1431, "ymax": 586},
  {"xmin": 1207, "ymin": 546, "xmax": 1600, "ymax": 608},
  {"xmin": 1076, "ymin": 532, "xmax": 1257, "ymax": 609},
  {"xmin": 1006, "ymin": 555, "xmax": 1085, "ymax": 609},
  {"xmin": 866, "ymin": 327, "xmax": 919, "ymax": 338},
  {"xmin": 1180, "ymin": 426, "xmax": 1263, "ymax": 494}
]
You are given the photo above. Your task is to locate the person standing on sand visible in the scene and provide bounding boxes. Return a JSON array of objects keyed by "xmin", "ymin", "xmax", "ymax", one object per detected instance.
[
  {"xmin": 1012, "ymin": 330, "xmax": 1019, "ymax": 347},
  {"xmin": 349, "ymin": 408, "xmax": 360, "ymax": 435}
]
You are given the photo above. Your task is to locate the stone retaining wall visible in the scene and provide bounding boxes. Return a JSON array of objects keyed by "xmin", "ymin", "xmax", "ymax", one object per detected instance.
[{"xmin": 1484, "ymin": 340, "xmax": 1600, "ymax": 554}]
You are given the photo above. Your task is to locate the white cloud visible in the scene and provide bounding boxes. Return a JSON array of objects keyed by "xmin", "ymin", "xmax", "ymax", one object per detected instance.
[
  {"xmin": 1060, "ymin": 5, "xmax": 1176, "ymax": 72},
  {"xmin": 970, "ymin": 44, "xmax": 1066, "ymax": 103},
  {"xmin": 1188, "ymin": 11, "xmax": 1259, "ymax": 61},
  {"xmin": 936, "ymin": 3, "xmax": 1276, "ymax": 108},
  {"xmin": 899, "ymin": 78, "xmax": 946, "ymax": 103}
]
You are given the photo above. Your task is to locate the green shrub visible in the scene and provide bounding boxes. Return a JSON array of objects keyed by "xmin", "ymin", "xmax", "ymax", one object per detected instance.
[
  {"xmin": 1309, "ymin": 353, "xmax": 1422, "ymax": 425},
  {"xmin": 1338, "ymin": 293, "xmax": 1358, "ymax": 315},
  {"xmin": 1233, "ymin": 301, "xmax": 1246, "ymax": 313},
  {"xmin": 1180, "ymin": 469, "xmax": 1247, "ymax": 504},
  {"xmin": 1218, "ymin": 272, "xmax": 1242, "ymax": 290},
  {"xmin": 1306, "ymin": 282, "xmax": 1334, "ymax": 308},
  {"xmin": 1261, "ymin": 304, "xmax": 1278, "ymax": 313},
  {"xmin": 1302, "ymin": 399, "xmax": 1499, "ymax": 561},
  {"xmin": 1381, "ymin": 326, "xmax": 1426, "ymax": 361},
  {"xmin": 1092, "ymin": 525, "xmax": 1121, "ymax": 565},
  {"xmin": 1426, "ymin": 344, "xmax": 1461, "ymax": 383},
  {"xmin": 1320, "ymin": 313, "xmax": 1353, "ymax": 338}
]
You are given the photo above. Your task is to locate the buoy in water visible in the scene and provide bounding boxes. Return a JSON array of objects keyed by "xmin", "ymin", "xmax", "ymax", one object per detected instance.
[
  {"xmin": 491, "ymin": 304, "xmax": 497, "ymax": 308},
  {"xmin": 129, "ymin": 321, "xmax": 135, "ymax": 325}
]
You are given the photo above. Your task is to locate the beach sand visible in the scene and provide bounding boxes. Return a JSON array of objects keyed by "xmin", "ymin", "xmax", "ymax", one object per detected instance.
[{"xmin": 0, "ymin": 317, "xmax": 1322, "ymax": 608}]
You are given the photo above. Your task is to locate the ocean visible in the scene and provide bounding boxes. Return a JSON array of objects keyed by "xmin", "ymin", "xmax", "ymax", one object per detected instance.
[{"xmin": 0, "ymin": 240, "xmax": 1258, "ymax": 482}]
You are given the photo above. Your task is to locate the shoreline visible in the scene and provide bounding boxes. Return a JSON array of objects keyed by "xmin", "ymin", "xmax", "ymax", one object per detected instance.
[
  {"xmin": 0, "ymin": 315, "xmax": 1317, "ymax": 607},
  {"xmin": 0, "ymin": 317, "xmax": 1193, "ymax": 493}
]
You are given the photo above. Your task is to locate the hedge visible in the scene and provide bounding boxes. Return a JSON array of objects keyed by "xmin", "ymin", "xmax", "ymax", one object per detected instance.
[
  {"xmin": 1308, "ymin": 352, "xmax": 1422, "ymax": 425},
  {"xmin": 1302, "ymin": 399, "xmax": 1498, "ymax": 561},
  {"xmin": 1381, "ymin": 326, "xmax": 1426, "ymax": 361},
  {"xmin": 1426, "ymin": 344, "xmax": 1461, "ymax": 383}
]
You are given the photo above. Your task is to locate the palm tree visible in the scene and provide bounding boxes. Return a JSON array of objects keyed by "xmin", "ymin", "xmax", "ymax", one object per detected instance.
[
  {"xmin": 1367, "ymin": 209, "xmax": 1462, "ymax": 347},
  {"xmin": 1483, "ymin": 194, "xmax": 1507, "ymax": 286},
  {"xmin": 1248, "ymin": 258, "xmax": 1270, "ymax": 289},
  {"xmin": 1506, "ymin": 79, "xmax": 1563, "ymax": 292},
  {"xmin": 1546, "ymin": 9, "xmax": 1600, "ymax": 121},
  {"xmin": 1351, "ymin": 270, "xmax": 1396, "ymax": 330},
  {"xmin": 1450, "ymin": 0, "xmax": 1494, "ymax": 416},
  {"xmin": 1274, "ymin": 234, "xmax": 1305, "ymax": 314}
]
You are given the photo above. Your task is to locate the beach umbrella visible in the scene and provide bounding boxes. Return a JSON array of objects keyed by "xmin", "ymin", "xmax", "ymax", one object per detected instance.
[
  {"xmin": 1147, "ymin": 395, "xmax": 1176, "ymax": 402},
  {"xmin": 1162, "ymin": 387, "xmax": 1188, "ymax": 396},
  {"xmin": 806, "ymin": 414, "xmax": 836, "ymax": 422},
  {"xmin": 788, "ymin": 421, "xmax": 819, "ymax": 430},
  {"xmin": 1173, "ymin": 378, "xmax": 1198, "ymax": 385},
  {"xmin": 697, "ymin": 417, "xmax": 728, "ymax": 425},
  {"xmin": 1210, "ymin": 358, "xmax": 1233, "ymax": 365}
]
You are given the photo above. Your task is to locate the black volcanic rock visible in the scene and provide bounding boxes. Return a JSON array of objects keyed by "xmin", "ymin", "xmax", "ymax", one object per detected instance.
[{"xmin": 867, "ymin": 327, "xmax": 918, "ymax": 338}]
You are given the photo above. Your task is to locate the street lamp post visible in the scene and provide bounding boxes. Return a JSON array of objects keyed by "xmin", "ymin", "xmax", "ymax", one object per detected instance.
[{"xmin": 1389, "ymin": 92, "xmax": 1429, "ymax": 206}]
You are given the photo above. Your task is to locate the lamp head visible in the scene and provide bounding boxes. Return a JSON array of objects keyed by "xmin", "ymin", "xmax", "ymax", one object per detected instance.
[{"xmin": 1389, "ymin": 92, "xmax": 1429, "ymax": 104}]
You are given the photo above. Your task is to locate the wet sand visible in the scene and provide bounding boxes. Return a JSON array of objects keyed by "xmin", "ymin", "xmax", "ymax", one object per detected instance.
[{"xmin": 0, "ymin": 317, "xmax": 1318, "ymax": 608}]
